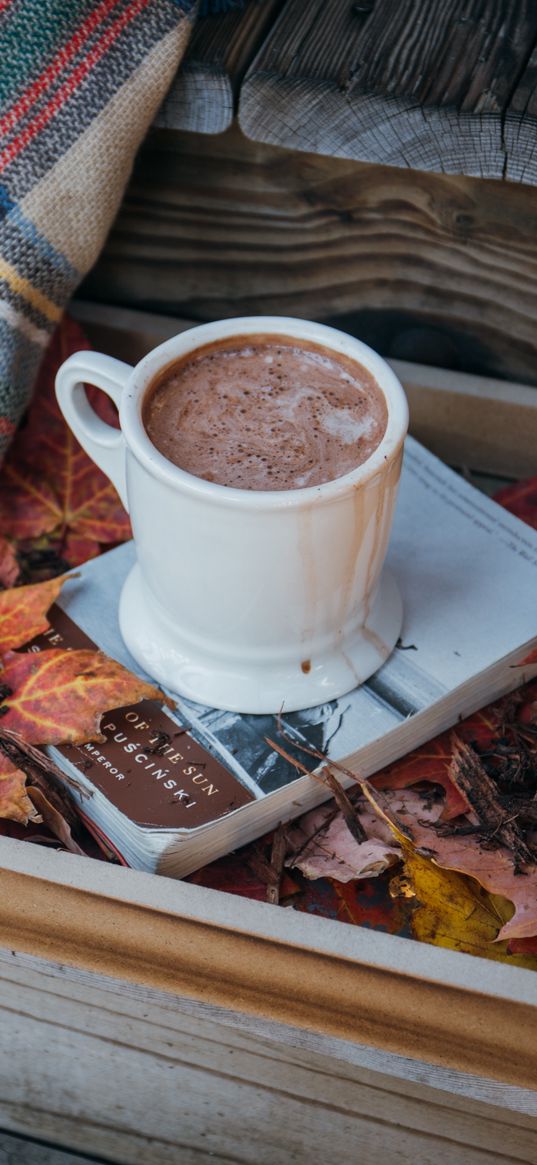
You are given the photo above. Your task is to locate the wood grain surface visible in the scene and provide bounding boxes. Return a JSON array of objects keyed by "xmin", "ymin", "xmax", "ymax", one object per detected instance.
[
  {"xmin": 239, "ymin": 0, "xmax": 537, "ymax": 182},
  {"xmin": 2, "ymin": 837, "xmax": 537, "ymax": 1097},
  {"xmin": 155, "ymin": 0, "xmax": 282, "ymax": 134},
  {"xmin": 1, "ymin": 946, "xmax": 537, "ymax": 1164},
  {"xmin": 80, "ymin": 125, "xmax": 537, "ymax": 385},
  {"xmin": 0, "ymin": 1132, "xmax": 105, "ymax": 1164}
]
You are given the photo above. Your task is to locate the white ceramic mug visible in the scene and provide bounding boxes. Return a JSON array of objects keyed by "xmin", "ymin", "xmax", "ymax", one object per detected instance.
[{"xmin": 55, "ymin": 317, "xmax": 408, "ymax": 713}]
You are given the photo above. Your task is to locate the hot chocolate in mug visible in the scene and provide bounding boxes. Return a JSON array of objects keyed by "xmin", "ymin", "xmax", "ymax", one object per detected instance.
[{"xmin": 55, "ymin": 317, "xmax": 409, "ymax": 713}]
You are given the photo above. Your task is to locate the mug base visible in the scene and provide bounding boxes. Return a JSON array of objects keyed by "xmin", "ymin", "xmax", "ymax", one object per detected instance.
[{"xmin": 119, "ymin": 563, "xmax": 403, "ymax": 714}]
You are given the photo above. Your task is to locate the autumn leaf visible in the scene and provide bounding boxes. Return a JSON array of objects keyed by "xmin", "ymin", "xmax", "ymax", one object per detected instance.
[
  {"xmin": 0, "ymin": 463, "xmax": 59, "ymax": 540},
  {"xmin": 509, "ymin": 935, "xmax": 537, "ymax": 957},
  {"xmin": 63, "ymin": 532, "xmax": 102, "ymax": 568},
  {"xmin": 0, "ymin": 649, "xmax": 169, "ymax": 745},
  {"xmin": 0, "ymin": 316, "xmax": 131, "ymax": 563},
  {"xmin": 0, "ymin": 752, "xmax": 38, "ymax": 825},
  {"xmin": 286, "ymin": 800, "xmax": 401, "ymax": 882},
  {"xmin": 513, "ymin": 646, "xmax": 537, "ymax": 668},
  {"xmin": 27, "ymin": 786, "xmax": 85, "ymax": 855},
  {"xmin": 0, "ymin": 536, "xmax": 19, "ymax": 587},
  {"xmin": 346, "ymin": 777, "xmax": 537, "ymax": 964},
  {"xmin": 399, "ymin": 842, "xmax": 537, "ymax": 971},
  {"xmin": 393, "ymin": 807, "xmax": 537, "ymax": 944},
  {"xmin": 371, "ymin": 734, "xmax": 471, "ymax": 820},
  {"xmin": 495, "ymin": 477, "xmax": 537, "ymax": 531},
  {"xmin": 0, "ymin": 574, "xmax": 70, "ymax": 652},
  {"xmin": 285, "ymin": 788, "xmax": 442, "ymax": 883},
  {"xmin": 370, "ymin": 693, "xmax": 536, "ymax": 822}
]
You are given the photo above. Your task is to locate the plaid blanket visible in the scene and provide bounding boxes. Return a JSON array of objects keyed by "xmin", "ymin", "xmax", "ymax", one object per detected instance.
[{"xmin": 0, "ymin": 0, "xmax": 197, "ymax": 461}]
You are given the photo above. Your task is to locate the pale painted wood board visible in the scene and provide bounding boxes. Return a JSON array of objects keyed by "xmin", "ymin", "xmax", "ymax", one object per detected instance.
[
  {"xmin": 1, "ymin": 946, "xmax": 537, "ymax": 1165},
  {"xmin": 0, "ymin": 1132, "xmax": 107, "ymax": 1164}
]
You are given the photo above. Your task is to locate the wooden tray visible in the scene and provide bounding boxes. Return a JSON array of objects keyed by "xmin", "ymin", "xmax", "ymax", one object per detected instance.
[{"xmin": 1, "ymin": 303, "xmax": 536, "ymax": 1165}]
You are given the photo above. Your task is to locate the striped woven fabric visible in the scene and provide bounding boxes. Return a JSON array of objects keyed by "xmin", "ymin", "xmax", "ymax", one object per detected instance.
[{"xmin": 0, "ymin": 0, "xmax": 196, "ymax": 460}]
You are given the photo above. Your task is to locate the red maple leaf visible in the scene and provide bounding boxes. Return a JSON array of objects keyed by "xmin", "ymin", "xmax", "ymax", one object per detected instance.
[
  {"xmin": 0, "ymin": 317, "xmax": 131, "ymax": 563},
  {"xmin": 372, "ymin": 734, "xmax": 470, "ymax": 820}
]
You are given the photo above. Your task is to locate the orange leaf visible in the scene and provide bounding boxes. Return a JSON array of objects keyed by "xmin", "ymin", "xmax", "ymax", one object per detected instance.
[
  {"xmin": 0, "ymin": 752, "xmax": 37, "ymax": 825},
  {"xmin": 0, "ymin": 575, "xmax": 70, "ymax": 652},
  {"xmin": 0, "ymin": 649, "xmax": 168, "ymax": 745},
  {"xmin": 0, "ymin": 317, "xmax": 131, "ymax": 559}
]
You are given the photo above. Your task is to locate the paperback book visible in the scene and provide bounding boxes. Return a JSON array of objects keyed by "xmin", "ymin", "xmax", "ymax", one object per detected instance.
[{"xmin": 31, "ymin": 437, "xmax": 537, "ymax": 877}]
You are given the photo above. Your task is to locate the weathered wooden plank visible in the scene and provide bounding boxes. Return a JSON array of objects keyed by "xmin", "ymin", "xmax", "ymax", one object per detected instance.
[
  {"xmin": 79, "ymin": 124, "xmax": 537, "ymax": 385},
  {"xmin": 0, "ymin": 1132, "xmax": 106, "ymax": 1164},
  {"xmin": 155, "ymin": 1, "xmax": 282, "ymax": 134},
  {"xmin": 1, "ymin": 948, "xmax": 536, "ymax": 1164},
  {"xmin": 5, "ymin": 949, "xmax": 537, "ymax": 1120},
  {"xmin": 390, "ymin": 359, "xmax": 537, "ymax": 479},
  {"xmin": 239, "ymin": 0, "xmax": 537, "ymax": 181},
  {"xmin": 505, "ymin": 43, "xmax": 537, "ymax": 184}
]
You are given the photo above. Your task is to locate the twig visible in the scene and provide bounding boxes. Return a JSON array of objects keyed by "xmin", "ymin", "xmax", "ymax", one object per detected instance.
[
  {"xmin": 268, "ymin": 731, "xmax": 413, "ymax": 842},
  {"xmin": 266, "ymin": 736, "xmax": 366, "ymax": 845},
  {"xmin": 267, "ymin": 824, "xmax": 287, "ymax": 906},
  {"xmin": 449, "ymin": 736, "xmax": 533, "ymax": 866}
]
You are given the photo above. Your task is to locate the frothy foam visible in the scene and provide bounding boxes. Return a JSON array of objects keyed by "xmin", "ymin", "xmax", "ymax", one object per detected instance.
[{"xmin": 143, "ymin": 337, "xmax": 388, "ymax": 491}]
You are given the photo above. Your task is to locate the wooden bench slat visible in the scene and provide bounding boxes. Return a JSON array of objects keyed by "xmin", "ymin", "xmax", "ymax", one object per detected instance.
[
  {"xmin": 239, "ymin": 0, "xmax": 537, "ymax": 182},
  {"xmin": 79, "ymin": 124, "xmax": 537, "ymax": 386}
]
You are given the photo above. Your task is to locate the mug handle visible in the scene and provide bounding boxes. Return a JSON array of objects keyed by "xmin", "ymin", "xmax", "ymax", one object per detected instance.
[{"xmin": 55, "ymin": 351, "xmax": 133, "ymax": 512}]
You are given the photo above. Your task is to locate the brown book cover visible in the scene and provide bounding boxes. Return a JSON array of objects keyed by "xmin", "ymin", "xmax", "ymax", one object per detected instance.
[{"xmin": 30, "ymin": 608, "xmax": 254, "ymax": 831}]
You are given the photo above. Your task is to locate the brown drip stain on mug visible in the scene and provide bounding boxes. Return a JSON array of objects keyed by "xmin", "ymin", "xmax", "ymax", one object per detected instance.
[{"xmin": 301, "ymin": 659, "xmax": 312, "ymax": 674}]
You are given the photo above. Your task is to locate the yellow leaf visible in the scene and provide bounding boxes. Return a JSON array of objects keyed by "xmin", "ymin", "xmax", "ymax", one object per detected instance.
[{"xmin": 400, "ymin": 843, "xmax": 537, "ymax": 971}]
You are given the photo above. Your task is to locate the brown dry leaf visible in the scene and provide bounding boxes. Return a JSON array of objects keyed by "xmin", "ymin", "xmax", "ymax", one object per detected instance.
[
  {"xmin": 287, "ymin": 789, "xmax": 442, "ymax": 883},
  {"xmin": 0, "ymin": 752, "xmax": 39, "ymax": 825},
  {"xmin": 0, "ymin": 648, "xmax": 170, "ymax": 745},
  {"xmin": 27, "ymin": 786, "xmax": 85, "ymax": 855},
  {"xmin": 286, "ymin": 802, "xmax": 400, "ymax": 882},
  {"xmin": 0, "ymin": 574, "xmax": 70, "ymax": 652}
]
